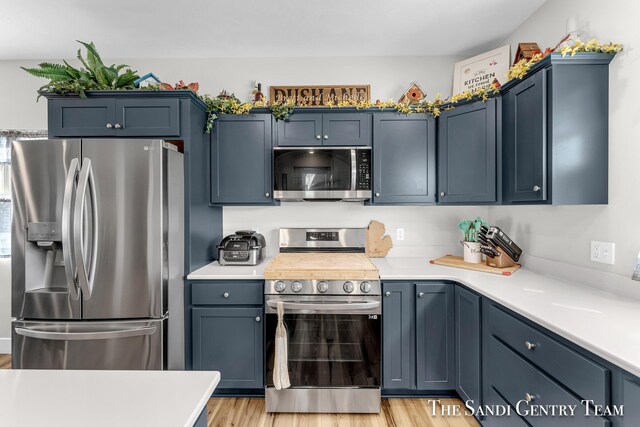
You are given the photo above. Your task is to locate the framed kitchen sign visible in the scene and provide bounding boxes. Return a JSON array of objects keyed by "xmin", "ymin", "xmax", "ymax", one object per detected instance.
[
  {"xmin": 269, "ymin": 85, "xmax": 370, "ymax": 106},
  {"xmin": 452, "ymin": 45, "xmax": 510, "ymax": 95}
]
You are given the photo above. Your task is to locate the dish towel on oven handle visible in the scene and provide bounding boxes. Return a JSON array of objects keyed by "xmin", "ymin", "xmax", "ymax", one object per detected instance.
[{"xmin": 273, "ymin": 301, "xmax": 291, "ymax": 390}]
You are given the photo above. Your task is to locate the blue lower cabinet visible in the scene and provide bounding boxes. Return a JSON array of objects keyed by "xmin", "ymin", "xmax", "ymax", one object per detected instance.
[
  {"xmin": 382, "ymin": 282, "xmax": 415, "ymax": 390},
  {"xmin": 416, "ymin": 282, "xmax": 454, "ymax": 390},
  {"xmin": 620, "ymin": 377, "xmax": 640, "ymax": 426},
  {"xmin": 192, "ymin": 306, "xmax": 264, "ymax": 389},
  {"xmin": 455, "ymin": 286, "xmax": 481, "ymax": 405}
]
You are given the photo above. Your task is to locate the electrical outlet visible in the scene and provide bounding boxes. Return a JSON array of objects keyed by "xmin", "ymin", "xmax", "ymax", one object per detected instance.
[
  {"xmin": 591, "ymin": 241, "xmax": 615, "ymax": 265},
  {"xmin": 396, "ymin": 228, "xmax": 405, "ymax": 241}
]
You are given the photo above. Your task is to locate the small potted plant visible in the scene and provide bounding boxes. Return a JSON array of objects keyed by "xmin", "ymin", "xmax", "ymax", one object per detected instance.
[{"xmin": 458, "ymin": 216, "xmax": 486, "ymax": 264}]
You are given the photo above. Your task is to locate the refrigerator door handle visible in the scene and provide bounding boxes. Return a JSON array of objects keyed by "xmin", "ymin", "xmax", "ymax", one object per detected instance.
[
  {"xmin": 61, "ymin": 158, "xmax": 80, "ymax": 300},
  {"xmin": 14, "ymin": 325, "xmax": 157, "ymax": 341},
  {"xmin": 74, "ymin": 158, "xmax": 99, "ymax": 300}
]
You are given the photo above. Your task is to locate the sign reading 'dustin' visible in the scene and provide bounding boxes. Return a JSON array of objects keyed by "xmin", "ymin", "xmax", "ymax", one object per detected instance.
[{"xmin": 269, "ymin": 85, "xmax": 370, "ymax": 106}]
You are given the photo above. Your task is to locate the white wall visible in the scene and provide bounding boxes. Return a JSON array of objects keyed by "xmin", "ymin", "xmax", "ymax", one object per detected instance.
[{"xmin": 490, "ymin": 0, "xmax": 640, "ymax": 278}]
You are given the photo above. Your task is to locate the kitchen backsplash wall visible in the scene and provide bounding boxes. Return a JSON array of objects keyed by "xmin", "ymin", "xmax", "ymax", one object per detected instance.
[
  {"xmin": 490, "ymin": 0, "xmax": 640, "ymax": 278},
  {"xmin": 223, "ymin": 203, "xmax": 489, "ymax": 258}
]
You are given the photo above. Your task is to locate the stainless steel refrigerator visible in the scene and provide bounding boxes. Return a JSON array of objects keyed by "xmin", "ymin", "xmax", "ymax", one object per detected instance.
[{"xmin": 11, "ymin": 138, "xmax": 184, "ymax": 370}]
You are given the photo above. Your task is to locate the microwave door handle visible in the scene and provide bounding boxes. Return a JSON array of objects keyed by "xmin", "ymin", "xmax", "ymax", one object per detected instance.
[
  {"xmin": 266, "ymin": 300, "xmax": 380, "ymax": 312},
  {"xmin": 61, "ymin": 158, "xmax": 79, "ymax": 300},
  {"xmin": 74, "ymin": 158, "xmax": 98, "ymax": 300},
  {"xmin": 350, "ymin": 149, "xmax": 357, "ymax": 190}
]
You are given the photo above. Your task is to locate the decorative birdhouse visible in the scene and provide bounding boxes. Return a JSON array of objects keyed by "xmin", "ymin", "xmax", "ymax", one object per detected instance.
[
  {"xmin": 398, "ymin": 82, "xmax": 426, "ymax": 105},
  {"xmin": 513, "ymin": 42, "xmax": 541, "ymax": 65}
]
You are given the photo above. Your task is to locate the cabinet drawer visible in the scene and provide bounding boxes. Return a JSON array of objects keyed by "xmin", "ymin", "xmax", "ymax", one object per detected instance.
[
  {"xmin": 191, "ymin": 281, "xmax": 263, "ymax": 305},
  {"xmin": 488, "ymin": 304, "xmax": 609, "ymax": 406},
  {"xmin": 489, "ymin": 336, "xmax": 608, "ymax": 427},
  {"xmin": 485, "ymin": 386, "xmax": 529, "ymax": 427}
]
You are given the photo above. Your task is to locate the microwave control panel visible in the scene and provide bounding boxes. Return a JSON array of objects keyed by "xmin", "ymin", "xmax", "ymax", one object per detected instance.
[{"xmin": 356, "ymin": 150, "xmax": 371, "ymax": 190}]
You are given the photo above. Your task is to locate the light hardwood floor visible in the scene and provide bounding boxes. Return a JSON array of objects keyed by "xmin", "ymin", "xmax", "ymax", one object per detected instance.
[{"xmin": 0, "ymin": 354, "xmax": 479, "ymax": 427}]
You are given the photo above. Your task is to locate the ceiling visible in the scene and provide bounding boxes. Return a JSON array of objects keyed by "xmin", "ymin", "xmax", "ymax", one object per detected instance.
[{"xmin": 0, "ymin": 0, "xmax": 546, "ymax": 59}]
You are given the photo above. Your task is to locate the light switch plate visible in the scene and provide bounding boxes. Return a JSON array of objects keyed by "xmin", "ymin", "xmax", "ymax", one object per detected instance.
[
  {"xmin": 396, "ymin": 228, "xmax": 405, "ymax": 241},
  {"xmin": 591, "ymin": 241, "xmax": 615, "ymax": 265}
]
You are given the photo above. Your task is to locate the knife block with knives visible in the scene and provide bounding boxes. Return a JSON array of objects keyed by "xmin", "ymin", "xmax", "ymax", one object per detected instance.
[{"xmin": 478, "ymin": 225, "xmax": 522, "ymax": 269}]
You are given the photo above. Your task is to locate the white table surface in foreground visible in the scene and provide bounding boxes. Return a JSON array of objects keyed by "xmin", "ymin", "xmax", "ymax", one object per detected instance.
[{"xmin": 0, "ymin": 369, "xmax": 220, "ymax": 427}]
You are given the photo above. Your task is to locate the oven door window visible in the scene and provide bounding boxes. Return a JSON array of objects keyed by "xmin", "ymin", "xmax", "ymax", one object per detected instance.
[
  {"xmin": 273, "ymin": 150, "xmax": 352, "ymax": 192},
  {"xmin": 266, "ymin": 313, "xmax": 381, "ymax": 388}
]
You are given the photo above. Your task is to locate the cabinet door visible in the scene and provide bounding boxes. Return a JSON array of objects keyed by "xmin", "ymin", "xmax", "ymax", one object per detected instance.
[
  {"xmin": 322, "ymin": 113, "xmax": 372, "ymax": 146},
  {"xmin": 275, "ymin": 114, "xmax": 322, "ymax": 146},
  {"xmin": 416, "ymin": 282, "xmax": 454, "ymax": 390},
  {"xmin": 455, "ymin": 286, "xmax": 481, "ymax": 405},
  {"xmin": 210, "ymin": 114, "xmax": 273, "ymax": 205},
  {"xmin": 382, "ymin": 282, "xmax": 415, "ymax": 390},
  {"xmin": 115, "ymin": 98, "xmax": 180, "ymax": 136},
  {"xmin": 438, "ymin": 99, "xmax": 497, "ymax": 203},
  {"xmin": 192, "ymin": 307, "xmax": 264, "ymax": 389},
  {"xmin": 372, "ymin": 114, "xmax": 436, "ymax": 204},
  {"xmin": 48, "ymin": 98, "xmax": 116, "ymax": 137},
  {"xmin": 621, "ymin": 378, "xmax": 640, "ymax": 427},
  {"xmin": 503, "ymin": 69, "xmax": 548, "ymax": 203}
]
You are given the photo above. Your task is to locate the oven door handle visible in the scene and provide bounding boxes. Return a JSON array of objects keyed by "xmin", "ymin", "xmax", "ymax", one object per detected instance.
[{"xmin": 266, "ymin": 300, "xmax": 380, "ymax": 312}]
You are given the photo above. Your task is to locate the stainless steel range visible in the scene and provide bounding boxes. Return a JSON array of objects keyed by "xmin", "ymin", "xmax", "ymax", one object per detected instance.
[{"xmin": 264, "ymin": 228, "xmax": 381, "ymax": 413}]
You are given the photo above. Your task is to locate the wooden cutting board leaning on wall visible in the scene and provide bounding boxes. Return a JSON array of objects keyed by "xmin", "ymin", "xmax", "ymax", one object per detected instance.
[{"xmin": 365, "ymin": 220, "xmax": 393, "ymax": 258}]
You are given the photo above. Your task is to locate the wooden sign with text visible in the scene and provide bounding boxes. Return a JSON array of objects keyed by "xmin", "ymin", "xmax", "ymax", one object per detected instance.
[{"xmin": 269, "ymin": 85, "xmax": 370, "ymax": 106}]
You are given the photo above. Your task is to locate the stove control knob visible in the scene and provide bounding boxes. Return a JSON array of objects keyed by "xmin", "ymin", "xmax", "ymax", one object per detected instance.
[
  {"xmin": 291, "ymin": 281, "xmax": 303, "ymax": 293},
  {"xmin": 317, "ymin": 281, "xmax": 329, "ymax": 293},
  {"xmin": 360, "ymin": 281, "xmax": 372, "ymax": 293},
  {"xmin": 343, "ymin": 281, "xmax": 354, "ymax": 293},
  {"xmin": 274, "ymin": 281, "xmax": 286, "ymax": 293}
]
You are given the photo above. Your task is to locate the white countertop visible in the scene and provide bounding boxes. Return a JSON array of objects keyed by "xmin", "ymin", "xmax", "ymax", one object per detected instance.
[
  {"xmin": 187, "ymin": 257, "xmax": 640, "ymax": 378},
  {"xmin": 0, "ymin": 369, "xmax": 220, "ymax": 427},
  {"xmin": 187, "ymin": 258, "xmax": 272, "ymax": 280}
]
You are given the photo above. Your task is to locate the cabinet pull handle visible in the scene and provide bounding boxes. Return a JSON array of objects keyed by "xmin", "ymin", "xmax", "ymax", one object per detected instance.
[
  {"xmin": 385, "ymin": 292, "xmax": 391, "ymax": 297},
  {"xmin": 114, "ymin": 123, "xmax": 122, "ymax": 129},
  {"xmin": 533, "ymin": 185, "xmax": 541, "ymax": 192},
  {"xmin": 106, "ymin": 123, "xmax": 113, "ymax": 129},
  {"xmin": 375, "ymin": 193, "xmax": 380, "ymax": 197},
  {"xmin": 323, "ymin": 135, "xmax": 329, "ymax": 140},
  {"xmin": 524, "ymin": 393, "xmax": 535, "ymax": 402},
  {"xmin": 316, "ymin": 135, "xmax": 321, "ymax": 140},
  {"xmin": 255, "ymin": 316, "xmax": 261, "ymax": 322},
  {"xmin": 265, "ymin": 192, "xmax": 270, "ymax": 197},
  {"xmin": 525, "ymin": 341, "xmax": 536, "ymax": 350},
  {"xmin": 440, "ymin": 192, "xmax": 446, "ymax": 197},
  {"xmin": 223, "ymin": 292, "xmax": 230, "ymax": 298},
  {"xmin": 418, "ymin": 292, "xmax": 425, "ymax": 298}
]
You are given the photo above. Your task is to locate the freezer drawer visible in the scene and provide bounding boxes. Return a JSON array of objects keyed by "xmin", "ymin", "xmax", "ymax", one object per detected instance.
[{"xmin": 12, "ymin": 318, "xmax": 166, "ymax": 370}]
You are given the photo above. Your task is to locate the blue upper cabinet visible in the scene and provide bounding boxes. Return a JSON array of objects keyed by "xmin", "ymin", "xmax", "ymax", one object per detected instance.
[
  {"xmin": 502, "ymin": 53, "xmax": 613, "ymax": 205},
  {"xmin": 48, "ymin": 97, "xmax": 181, "ymax": 137},
  {"xmin": 372, "ymin": 113, "xmax": 436, "ymax": 204},
  {"xmin": 210, "ymin": 114, "xmax": 273, "ymax": 205},
  {"xmin": 275, "ymin": 112, "xmax": 371, "ymax": 146},
  {"xmin": 438, "ymin": 98, "xmax": 499, "ymax": 204}
]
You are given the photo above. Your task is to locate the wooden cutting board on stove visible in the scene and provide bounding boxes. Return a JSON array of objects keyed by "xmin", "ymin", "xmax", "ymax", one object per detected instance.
[{"xmin": 264, "ymin": 253, "xmax": 379, "ymax": 280}]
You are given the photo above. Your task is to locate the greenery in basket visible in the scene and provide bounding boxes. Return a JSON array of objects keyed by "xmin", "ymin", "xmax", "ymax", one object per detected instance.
[
  {"xmin": 21, "ymin": 41, "xmax": 139, "ymax": 99},
  {"xmin": 458, "ymin": 217, "xmax": 486, "ymax": 243},
  {"xmin": 201, "ymin": 91, "xmax": 253, "ymax": 133},
  {"xmin": 269, "ymin": 99, "xmax": 296, "ymax": 121}
]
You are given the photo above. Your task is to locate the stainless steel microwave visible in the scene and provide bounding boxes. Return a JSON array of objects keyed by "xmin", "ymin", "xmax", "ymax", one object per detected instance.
[{"xmin": 273, "ymin": 147, "xmax": 372, "ymax": 201}]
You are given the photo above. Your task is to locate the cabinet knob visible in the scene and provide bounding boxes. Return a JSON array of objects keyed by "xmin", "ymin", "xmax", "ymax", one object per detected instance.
[
  {"xmin": 114, "ymin": 123, "xmax": 122, "ymax": 129},
  {"xmin": 265, "ymin": 192, "xmax": 270, "ymax": 197},
  {"xmin": 323, "ymin": 135, "xmax": 329, "ymax": 140},
  {"xmin": 106, "ymin": 123, "xmax": 113, "ymax": 129},
  {"xmin": 418, "ymin": 292, "xmax": 425, "ymax": 298},
  {"xmin": 255, "ymin": 316, "xmax": 261, "ymax": 322},
  {"xmin": 375, "ymin": 193, "xmax": 380, "ymax": 197},
  {"xmin": 223, "ymin": 292, "xmax": 230, "ymax": 298},
  {"xmin": 533, "ymin": 185, "xmax": 541, "ymax": 192},
  {"xmin": 524, "ymin": 393, "xmax": 535, "ymax": 402},
  {"xmin": 385, "ymin": 291, "xmax": 391, "ymax": 297},
  {"xmin": 316, "ymin": 135, "xmax": 321, "ymax": 140},
  {"xmin": 525, "ymin": 341, "xmax": 536, "ymax": 350},
  {"xmin": 440, "ymin": 192, "xmax": 446, "ymax": 197}
]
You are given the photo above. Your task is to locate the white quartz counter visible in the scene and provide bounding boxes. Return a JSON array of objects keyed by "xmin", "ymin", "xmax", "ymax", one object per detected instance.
[
  {"xmin": 187, "ymin": 258, "xmax": 272, "ymax": 280},
  {"xmin": 187, "ymin": 256, "xmax": 640, "ymax": 378},
  {"xmin": 0, "ymin": 369, "xmax": 220, "ymax": 427}
]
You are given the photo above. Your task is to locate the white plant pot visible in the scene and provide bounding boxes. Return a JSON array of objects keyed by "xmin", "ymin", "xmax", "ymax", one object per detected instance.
[{"xmin": 462, "ymin": 241, "xmax": 482, "ymax": 264}]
